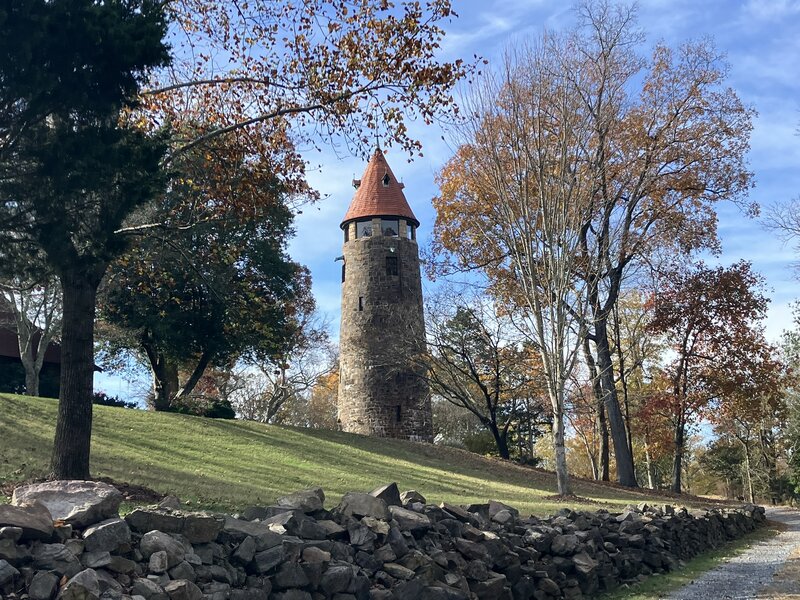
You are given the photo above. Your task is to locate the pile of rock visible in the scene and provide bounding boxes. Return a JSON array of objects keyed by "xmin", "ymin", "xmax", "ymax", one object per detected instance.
[{"xmin": 0, "ymin": 480, "xmax": 765, "ymax": 600}]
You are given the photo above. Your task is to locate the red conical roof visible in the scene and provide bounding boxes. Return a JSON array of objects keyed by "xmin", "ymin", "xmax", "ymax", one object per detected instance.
[{"xmin": 341, "ymin": 150, "xmax": 419, "ymax": 228}]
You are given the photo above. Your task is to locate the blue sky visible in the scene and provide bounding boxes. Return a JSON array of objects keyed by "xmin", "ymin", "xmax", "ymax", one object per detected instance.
[
  {"xmin": 97, "ymin": 0, "xmax": 800, "ymax": 397},
  {"xmin": 289, "ymin": 0, "xmax": 800, "ymax": 342}
]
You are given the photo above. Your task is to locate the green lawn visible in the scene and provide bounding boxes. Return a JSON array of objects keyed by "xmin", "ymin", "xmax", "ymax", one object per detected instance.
[{"xmin": 0, "ymin": 394, "xmax": 728, "ymax": 515}]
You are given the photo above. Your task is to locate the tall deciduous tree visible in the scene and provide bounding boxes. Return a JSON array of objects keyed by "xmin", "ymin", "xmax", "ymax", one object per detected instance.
[
  {"xmin": 102, "ymin": 205, "xmax": 310, "ymax": 412},
  {"xmin": 433, "ymin": 1, "xmax": 754, "ymax": 488},
  {"xmin": 571, "ymin": 1, "xmax": 754, "ymax": 488},
  {"xmin": 647, "ymin": 261, "xmax": 778, "ymax": 493},
  {"xmin": 101, "ymin": 129, "xmax": 312, "ymax": 412},
  {"xmin": 233, "ymin": 315, "xmax": 336, "ymax": 425},
  {"xmin": 432, "ymin": 35, "xmax": 594, "ymax": 494}
]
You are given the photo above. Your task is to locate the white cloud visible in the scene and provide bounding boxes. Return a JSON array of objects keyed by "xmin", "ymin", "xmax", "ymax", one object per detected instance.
[{"xmin": 742, "ymin": 0, "xmax": 800, "ymax": 22}]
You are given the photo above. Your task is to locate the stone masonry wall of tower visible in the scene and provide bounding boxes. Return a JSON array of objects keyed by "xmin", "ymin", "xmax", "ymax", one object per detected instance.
[{"xmin": 338, "ymin": 228, "xmax": 433, "ymax": 442}]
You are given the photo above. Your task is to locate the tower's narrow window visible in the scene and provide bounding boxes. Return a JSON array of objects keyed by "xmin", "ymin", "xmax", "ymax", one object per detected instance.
[
  {"xmin": 341, "ymin": 264, "xmax": 346, "ymax": 282},
  {"xmin": 344, "ymin": 227, "xmax": 349, "ymax": 242},
  {"xmin": 386, "ymin": 256, "xmax": 399, "ymax": 276},
  {"xmin": 396, "ymin": 405, "xmax": 402, "ymax": 422},
  {"xmin": 358, "ymin": 296, "xmax": 364, "ymax": 311},
  {"xmin": 382, "ymin": 173, "xmax": 390, "ymax": 186}
]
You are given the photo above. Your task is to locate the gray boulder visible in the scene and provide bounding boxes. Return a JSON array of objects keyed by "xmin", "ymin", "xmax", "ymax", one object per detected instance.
[
  {"xmin": 28, "ymin": 569, "xmax": 59, "ymax": 600},
  {"xmin": 163, "ymin": 579, "xmax": 203, "ymax": 600},
  {"xmin": 61, "ymin": 568, "xmax": 100, "ymax": 600},
  {"xmin": 0, "ymin": 558, "xmax": 20, "ymax": 585},
  {"xmin": 488, "ymin": 500, "xmax": 518, "ymax": 519},
  {"xmin": 125, "ymin": 509, "xmax": 184, "ymax": 536},
  {"xmin": 82, "ymin": 550, "xmax": 112, "ymax": 568},
  {"xmin": 337, "ymin": 492, "xmax": 390, "ymax": 520},
  {"xmin": 370, "ymin": 483, "xmax": 402, "ymax": 507},
  {"xmin": 125, "ymin": 508, "xmax": 222, "ymax": 544},
  {"xmin": 320, "ymin": 564, "xmax": 353, "ymax": 595},
  {"xmin": 83, "ymin": 517, "xmax": 131, "ymax": 552},
  {"xmin": 131, "ymin": 577, "xmax": 168, "ymax": 600},
  {"xmin": 0, "ymin": 525, "xmax": 23, "ymax": 542},
  {"xmin": 0, "ymin": 501, "xmax": 54, "ymax": 541},
  {"xmin": 221, "ymin": 516, "xmax": 283, "ymax": 548},
  {"xmin": 389, "ymin": 505, "xmax": 432, "ymax": 533},
  {"xmin": 32, "ymin": 542, "xmax": 82, "ymax": 577},
  {"xmin": 551, "ymin": 533, "xmax": 579, "ymax": 555},
  {"xmin": 149, "ymin": 550, "xmax": 170, "ymax": 574},
  {"xmin": 264, "ymin": 510, "xmax": 327, "ymax": 539},
  {"xmin": 0, "ymin": 536, "xmax": 30, "ymax": 563},
  {"xmin": 12, "ymin": 481, "xmax": 122, "ymax": 528},
  {"xmin": 139, "ymin": 531, "xmax": 185, "ymax": 568},
  {"xmin": 253, "ymin": 545, "xmax": 285, "ymax": 573},
  {"xmin": 276, "ymin": 487, "xmax": 325, "ymax": 513},
  {"xmin": 183, "ymin": 513, "xmax": 223, "ymax": 543},
  {"xmin": 400, "ymin": 490, "xmax": 426, "ymax": 505}
]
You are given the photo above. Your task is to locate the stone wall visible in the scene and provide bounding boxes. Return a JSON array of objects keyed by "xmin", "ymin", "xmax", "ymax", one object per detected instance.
[
  {"xmin": 338, "ymin": 231, "xmax": 432, "ymax": 442},
  {"xmin": 0, "ymin": 480, "xmax": 766, "ymax": 600}
]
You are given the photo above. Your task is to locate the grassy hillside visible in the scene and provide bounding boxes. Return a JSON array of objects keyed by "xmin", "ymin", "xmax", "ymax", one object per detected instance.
[{"xmin": 0, "ymin": 394, "xmax": 723, "ymax": 515}]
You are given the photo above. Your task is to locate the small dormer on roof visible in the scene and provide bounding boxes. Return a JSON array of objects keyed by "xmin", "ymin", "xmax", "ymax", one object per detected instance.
[{"xmin": 341, "ymin": 149, "xmax": 419, "ymax": 229}]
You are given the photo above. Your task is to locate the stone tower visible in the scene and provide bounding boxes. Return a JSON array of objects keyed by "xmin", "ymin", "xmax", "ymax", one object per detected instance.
[{"xmin": 337, "ymin": 149, "xmax": 433, "ymax": 442}]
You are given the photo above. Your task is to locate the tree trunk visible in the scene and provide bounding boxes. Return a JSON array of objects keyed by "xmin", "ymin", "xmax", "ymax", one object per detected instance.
[
  {"xmin": 552, "ymin": 397, "xmax": 571, "ymax": 496},
  {"xmin": 14, "ymin": 315, "xmax": 40, "ymax": 396},
  {"xmin": 153, "ymin": 359, "xmax": 178, "ymax": 411},
  {"xmin": 140, "ymin": 331, "xmax": 179, "ymax": 411},
  {"xmin": 24, "ymin": 366, "xmax": 39, "ymax": 397},
  {"xmin": 671, "ymin": 418, "xmax": 684, "ymax": 494},
  {"xmin": 547, "ymin": 380, "xmax": 571, "ymax": 496},
  {"xmin": 598, "ymin": 401, "xmax": 610, "ymax": 481},
  {"xmin": 644, "ymin": 434, "xmax": 656, "ymax": 489},
  {"xmin": 612, "ymin": 308, "xmax": 635, "ymax": 464},
  {"xmin": 488, "ymin": 421, "xmax": 510, "ymax": 460},
  {"xmin": 50, "ymin": 269, "xmax": 99, "ymax": 480},
  {"xmin": 742, "ymin": 442, "xmax": 755, "ymax": 504},
  {"xmin": 582, "ymin": 336, "xmax": 609, "ymax": 480},
  {"xmin": 174, "ymin": 349, "xmax": 213, "ymax": 401},
  {"xmin": 594, "ymin": 318, "xmax": 637, "ymax": 487}
]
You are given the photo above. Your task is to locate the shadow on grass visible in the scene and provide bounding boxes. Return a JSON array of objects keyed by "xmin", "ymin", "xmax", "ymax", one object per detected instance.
[{"xmin": 0, "ymin": 394, "xmax": 729, "ymax": 514}]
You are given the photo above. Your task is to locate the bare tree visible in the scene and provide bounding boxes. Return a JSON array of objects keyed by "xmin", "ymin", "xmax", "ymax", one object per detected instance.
[
  {"xmin": 233, "ymin": 315, "xmax": 337, "ymax": 424},
  {"xmin": 0, "ymin": 275, "xmax": 62, "ymax": 396},
  {"xmin": 436, "ymin": 0, "xmax": 755, "ymax": 489},
  {"xmin": 565, "ymin": 1, "xmax": 754, "ymax": 487},
  {"xmin": 433, "ymin": 36, "xmax": 596, "ymax": 495}
]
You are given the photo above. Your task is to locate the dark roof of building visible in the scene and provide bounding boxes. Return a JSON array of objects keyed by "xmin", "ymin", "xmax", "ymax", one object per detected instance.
[
  {"xmin": 0, "ymin": 320, "xmax": 62, "ymax": 364},
  {"xmin": 341, "ymin": 149, "xmax": 419, "ymax": 228}
]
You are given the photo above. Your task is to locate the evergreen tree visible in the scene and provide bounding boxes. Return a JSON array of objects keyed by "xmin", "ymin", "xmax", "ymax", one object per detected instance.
[{"xmin": 0, "ymin": 0, "xmax": 170, "ymax": 478}]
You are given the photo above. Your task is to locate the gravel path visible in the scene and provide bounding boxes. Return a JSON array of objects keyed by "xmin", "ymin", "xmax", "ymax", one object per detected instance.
[{"xmin": 663, "ymin": 507, "xmax": 800, "ymax": 599}]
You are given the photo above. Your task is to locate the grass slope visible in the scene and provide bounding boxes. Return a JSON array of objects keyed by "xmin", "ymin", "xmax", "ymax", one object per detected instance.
[{"xmin": 0, "ymin": 394, "xmax": 725, "ymax": 515}]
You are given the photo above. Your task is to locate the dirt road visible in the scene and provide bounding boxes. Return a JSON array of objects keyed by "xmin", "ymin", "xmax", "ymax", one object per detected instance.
[{"xmin": 663, "ymin": 507, "xmax": 800, "ymax": 599}]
